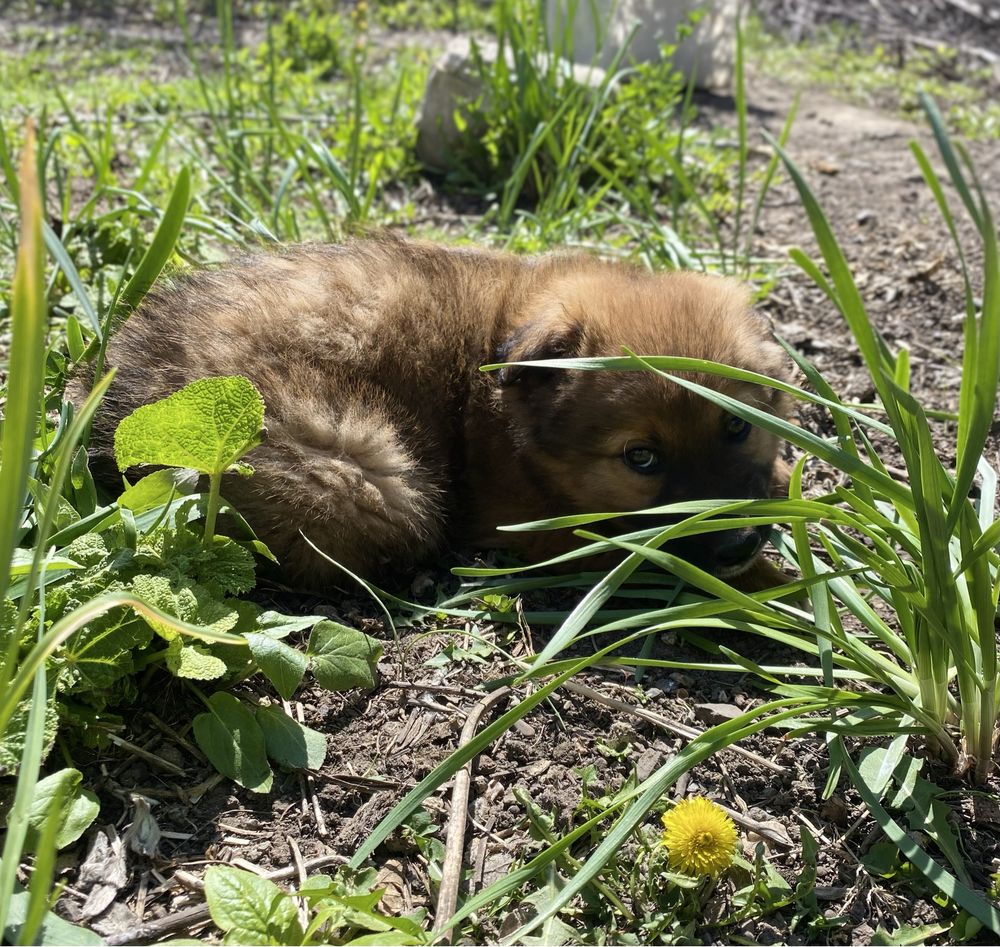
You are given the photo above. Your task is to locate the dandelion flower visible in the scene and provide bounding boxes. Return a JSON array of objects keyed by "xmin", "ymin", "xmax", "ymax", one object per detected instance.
[{"xmin": 660, "ymin": 797, "xmax": 738, "ymax": 877}]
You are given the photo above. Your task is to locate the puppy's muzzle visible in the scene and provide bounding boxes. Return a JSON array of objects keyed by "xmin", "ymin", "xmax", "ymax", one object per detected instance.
[
  {"xmin": 615, "ymin": 519, "xmax": 769, "ymax": 579},
  {"xmin": 673, "ymin": 524, "xmax": 771, "ymax": 578}
]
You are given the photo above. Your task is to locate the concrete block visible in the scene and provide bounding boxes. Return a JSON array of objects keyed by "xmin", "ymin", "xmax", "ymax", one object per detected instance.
[
  {"xmin": 415, "ymin": 35, "xmax": 607, "ymax": 173},
  {"xmin": 548, "ymin": 0, "xmax": 740, "ymax": 92}
]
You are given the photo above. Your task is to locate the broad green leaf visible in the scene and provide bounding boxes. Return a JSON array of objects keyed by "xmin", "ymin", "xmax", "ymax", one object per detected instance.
[
  {"xmin": 113, "ymin": 375, "xmax": 264, "ymax": 477},
  {"xmin": 871, "ymin": 922, "xmax": 951, "ymax": 946},
  {"xmin": 4, "ymin": 884, "xmax": 103, "ymax": 946},
  {"xmin": 199, "ymin": 536, "xmax": 256, "ymax": 596},
  {"xmin": 28, "ymin": 479, "xmax": 80, "ymax": 533},
  {"xmin": 857, "ymin": 743, "xmax": 916, "ymax": 798},
  {"xmin": 24, "ymin": 769, "xmax": 99, "ymax": 850},
  {"xmin": 896, "ymin": 775, "xmax": 970, "ymax": 885},
  {"xmin": 193, "ymin": 693, "xmax": 272, "ymax": 793},
  {"xmin": 63, "ymin": 532, "xmax": 112, "ymax": 567},
  {"xmin": 246, "ymin": 633, "xmax": 308, "ymax": 700},
  {"xmin": 256, "ymin": 704, "xmax": 327, "ymax": 771},
  {"xmin": 9, "ymin": 550, "xmax": 81, "ymax": 576},
  {"xmin": 204, "ymin": 866, "xmax": 302, "ymax": 946},
  {"xmin": 861, "ymin": 842, "xmax": 900, "ymax": 877},
  {"xmin": 165, "ymin": 638, "xmax": 228, "ymax": 681},
  {"xmin": 253, "ymin": 611, "xmax": 327, "ymax": 640},
  {"xmin": 118, "ymin": 468, "xmax": 199, "ymax": 512},
  {"xmin": 307, "ymin": 621, "xmax": 381, "ymax": 692}
]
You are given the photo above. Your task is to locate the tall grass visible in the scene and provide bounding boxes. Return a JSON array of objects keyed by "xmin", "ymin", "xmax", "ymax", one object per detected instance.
[{"xmin": 0, "ymin": 120, "xmax": 53, "ymax": 946}]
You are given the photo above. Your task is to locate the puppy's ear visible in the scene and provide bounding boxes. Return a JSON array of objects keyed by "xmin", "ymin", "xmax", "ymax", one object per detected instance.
[{"xmin": 495, "ymin": 318, "xmax": 583, "ymax": 387}]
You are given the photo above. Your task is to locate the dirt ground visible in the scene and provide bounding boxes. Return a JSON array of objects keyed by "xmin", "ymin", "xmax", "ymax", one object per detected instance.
[{"xmin": 12, "ymin": 7, "xmax": 1000, "ymax": 946}]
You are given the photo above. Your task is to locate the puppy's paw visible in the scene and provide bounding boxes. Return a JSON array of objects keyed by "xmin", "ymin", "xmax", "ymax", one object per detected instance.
[{"xmin": 732, "ymin": 556, "xmax": 800, "ymax": 597}]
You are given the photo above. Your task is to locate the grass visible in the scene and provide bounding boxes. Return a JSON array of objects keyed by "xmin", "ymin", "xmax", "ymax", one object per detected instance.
[
  {"xmin": 748, "ymin": 16, "xmax": 1000, "ymax": 141},
  {"xmin": 2, "ymin": 1, "xmax": 1000, "ymax": 944}
]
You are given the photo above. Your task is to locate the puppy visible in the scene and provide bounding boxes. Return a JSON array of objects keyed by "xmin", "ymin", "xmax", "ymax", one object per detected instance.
[{"xmin": 79, "ymin": 235, "xmax": 791, "ymax": 587}]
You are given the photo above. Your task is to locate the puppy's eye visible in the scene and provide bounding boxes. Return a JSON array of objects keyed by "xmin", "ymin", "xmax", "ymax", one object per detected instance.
[
  {"xmin": 725, "ymin": 415, "xmax": 752, "ymax": 442},
  {"xmin": 624, "ymin": 447, "xmax": 660, "ymax": 473}
]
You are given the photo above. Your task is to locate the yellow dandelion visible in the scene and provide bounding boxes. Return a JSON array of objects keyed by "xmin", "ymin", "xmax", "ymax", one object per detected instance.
[{"xmin": 660, "ymin": 797, "xmax": 738, "ymax": 877}]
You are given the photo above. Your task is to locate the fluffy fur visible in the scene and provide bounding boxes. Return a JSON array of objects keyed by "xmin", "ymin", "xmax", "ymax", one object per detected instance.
[{"xmin": 77, "ymin": 235, "xmax": 791, "ymax": 587}]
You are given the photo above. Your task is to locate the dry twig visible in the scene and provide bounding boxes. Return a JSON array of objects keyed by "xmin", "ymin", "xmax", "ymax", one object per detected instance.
[{"xmin": 433, "ymin": 687, "xmax": 512, "ymax": 943}]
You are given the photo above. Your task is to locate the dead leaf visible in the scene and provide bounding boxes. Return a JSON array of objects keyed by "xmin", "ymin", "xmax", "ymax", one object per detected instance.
[
  {"xmin": 78, "ymin": 828, "xmax": 128, "ymax": 919},
  {"xmin": 123, "ymin": 794, "xmax": 161, "ymax": 858}
]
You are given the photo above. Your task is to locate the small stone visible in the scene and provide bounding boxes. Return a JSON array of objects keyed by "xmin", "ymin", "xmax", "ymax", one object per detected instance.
[
  {"xmin": 694, "ymin": 702, "xmax": 743, "ymax": 726},
  {"xmin": 636, "ymin": 747, "xmax": 663, "ymax": 782},
  {"xmin": 821, "ymin": 794, "xmax": 850, "ymax": 827},
  {"xmin": 856, "ymin": 209, "xmax": 876, "ymax": 225},
  {"xmin": 812, "ymin": 159, "xmax": 841, "ymax": 175}
]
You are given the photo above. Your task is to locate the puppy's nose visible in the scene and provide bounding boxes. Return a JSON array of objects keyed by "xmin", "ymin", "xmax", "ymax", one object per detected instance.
[{"xmin": 712, "ymin": 526, "xmax": 766, "ymax": 569}]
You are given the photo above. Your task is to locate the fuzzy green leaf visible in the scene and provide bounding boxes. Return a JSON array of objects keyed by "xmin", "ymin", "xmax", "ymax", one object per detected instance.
[
  {"xmin": 113, "ymin": 375, "xmax": 264, "ymax": 477},
  {"xmin": 204, "ymin": 866, "xmax": 302, "ymax": 946},
  {"xmin": 60, "ymin": 608, "xmax": 153, "ymax": 692},
  {"xmin": 246, "ymin": 633, "xmax": 308, "ymax": 700},
  {"xmin": 193, "ymin": 693, "xmax": 272, "ymax": 793},
  {"xmin": 256, "ymin": 704, "xmax": 327, "ymax": 771},
  {"xmin": 199, "ymin": 536, "xmax": 256, "ymax": 596},
  {"xmin": 130, "ymin": 574, "xmax": 239, "ymax": 640},
  {"xmin": 0, "ymin": 697, "xmax": 59, "ymax": 778},
  {"xmin": 165, "ymin": 638, "xmax": 228, "ymax": 680},
  {"xmin": 63, "ymin": 533, "xmax": 113, "ymax": 568},
  {"xmin": 307, "ymin": 621, "xmax": 381, "ymax": 692}
]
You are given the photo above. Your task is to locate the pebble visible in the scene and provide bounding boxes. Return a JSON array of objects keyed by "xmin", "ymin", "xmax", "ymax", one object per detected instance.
[
  {"xmin": 694, "ymin": 702, "xmax": 743, "ymax": 726},
  {"xmin": 513, "ymin": 720, "xmax": 535, "ymax": 738},
  {"xmin": 636, "ymin": 747, "xmax": 664, "ymax": 782}
]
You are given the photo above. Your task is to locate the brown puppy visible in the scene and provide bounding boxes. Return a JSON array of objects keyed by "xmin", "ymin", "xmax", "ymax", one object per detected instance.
[{"xmin": 80, "ymin": 235, "xmax": 791, "ymax": 587}]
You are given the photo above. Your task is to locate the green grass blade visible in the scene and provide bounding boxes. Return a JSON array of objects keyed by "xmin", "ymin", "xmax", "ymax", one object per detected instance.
[
  {"xmin": 625, "ymin": 351, "xmax": 911, "ymax": 506},
  {"xmin": 0, "ymin": 124, "xmax": 46, "ymax": 610},
  {"xmin": 0, "ymin": 668, "xmax": 48, "ymax": 943},
  {"xmin": 41, "ymin": 221, "xmax": 101, "ymax": 338},
  {"xmin": 765, "ymin": 132, "xmax": 896, "ymax": 398},
  {"xmin": 117, "ymin": 165, "xmax": 191, "ymax": 316},
  {"xmin": 919, "ymin": 93, "xmax": 983, "ymax": 231},
  {"xmin": 842, "ymin": 743, "xmax": 1000, "ymax": 934}
]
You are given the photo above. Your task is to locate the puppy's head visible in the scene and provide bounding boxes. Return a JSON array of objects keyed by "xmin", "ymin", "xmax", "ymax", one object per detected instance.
[{"xmin": 495, "ymin": 266, "xmax": 791, "ymax": 578}]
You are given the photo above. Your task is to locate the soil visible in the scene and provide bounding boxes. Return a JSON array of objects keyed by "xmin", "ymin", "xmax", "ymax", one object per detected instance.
[{"xmin": 7, "ymin": 5, "xmax": 1000, "ymax": 946}]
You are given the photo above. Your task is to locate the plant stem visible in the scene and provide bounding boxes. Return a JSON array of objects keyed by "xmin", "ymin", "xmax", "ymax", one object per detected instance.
[{"xmin": 203, "ymin": 471, "xmax": 222, "ymax": 545}]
